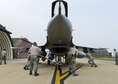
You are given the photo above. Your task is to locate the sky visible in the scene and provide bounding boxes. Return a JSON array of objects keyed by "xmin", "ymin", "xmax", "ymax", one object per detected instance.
[{"xmin": 0, "ymin": 0, "xmax": 118, "ymax": 53}]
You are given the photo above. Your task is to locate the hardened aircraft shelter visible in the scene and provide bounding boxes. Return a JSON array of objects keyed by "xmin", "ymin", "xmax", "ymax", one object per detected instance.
[{"xmin": 0, "ymin": 24, "xmax": 13, "ymax": 59}]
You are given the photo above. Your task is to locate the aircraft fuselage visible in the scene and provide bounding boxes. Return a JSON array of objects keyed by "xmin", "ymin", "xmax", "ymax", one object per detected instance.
[{"xmin": 47, "ymin": 14, "xmax": 73, "ymax": 55}]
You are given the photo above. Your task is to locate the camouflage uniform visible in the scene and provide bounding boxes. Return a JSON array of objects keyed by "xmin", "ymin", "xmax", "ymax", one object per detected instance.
[
  {"xmin": 1, "ymin": 49, "xmax": 7, "ymax": 64},
  {"xmin": 28, "ymin": 42, "xmax": 42, "ymax": 76},
  {"xmin": 68, "ymin": 46, "xmax": 78, "ymax": 76}
]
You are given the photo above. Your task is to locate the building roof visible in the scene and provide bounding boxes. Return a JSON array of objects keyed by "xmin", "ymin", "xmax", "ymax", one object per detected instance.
[
  {"xmin": 0, "ymin": 24, "xmax": 12, "ymax": 34},
  {"xmin": 12, "ymin": 38, "xmax": 32, "ymax": 48}
]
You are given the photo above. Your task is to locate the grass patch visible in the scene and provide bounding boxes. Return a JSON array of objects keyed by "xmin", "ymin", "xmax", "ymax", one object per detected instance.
[{"xmin": 94, "ymin": 56, "xmax": 115, "ymax": 61}]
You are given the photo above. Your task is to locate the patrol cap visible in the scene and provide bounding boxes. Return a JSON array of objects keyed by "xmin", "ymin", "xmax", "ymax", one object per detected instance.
[{"xmin": 32, "ymin": 42, "xmax": 37, "ymax": 46}]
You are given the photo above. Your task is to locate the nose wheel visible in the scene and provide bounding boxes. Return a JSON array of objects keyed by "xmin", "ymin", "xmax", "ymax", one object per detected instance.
[{"xmin": 55, "ymin": 56, "xmax": 62, "ymax": 65}]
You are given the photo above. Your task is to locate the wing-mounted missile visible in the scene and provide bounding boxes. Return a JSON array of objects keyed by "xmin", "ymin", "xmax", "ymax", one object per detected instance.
[
  {"xmin": 52, "ymin": 0, "xmax": 68, "ymax": 17},
  {"xmin": 76, "ymin": 51, "xmax": 86, "ymax": 58}
]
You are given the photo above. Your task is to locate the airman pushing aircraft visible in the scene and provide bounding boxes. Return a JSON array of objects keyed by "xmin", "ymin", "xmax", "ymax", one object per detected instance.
[{"xmin": 83, "ymin": 48, "xmax": 97, "ymax": 67}]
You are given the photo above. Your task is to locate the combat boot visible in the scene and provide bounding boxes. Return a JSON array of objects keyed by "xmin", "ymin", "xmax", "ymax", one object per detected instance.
[
  {"xmin": 29, "ymin": 71, "xmax": 32, "ymax": 75},
  {"xmin": 72, "ymin": 71, "xmax": 78, "ymax": 76},
  {"xmin": 34, "ymin": 72, "xmax": 39, "ymax": 76},
  {"xmin": 90, "ymin": 64, "xmax": 94, "ymax": 67},
  {"xmin": 94, "ymin": 64, "xmax": 98, "ymax": 67}
]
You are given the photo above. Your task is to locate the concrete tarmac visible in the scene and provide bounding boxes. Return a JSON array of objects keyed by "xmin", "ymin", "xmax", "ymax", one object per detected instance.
[{"xmin": 0, "ymin": 58, "xmax": 118, "ymax": 84}]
